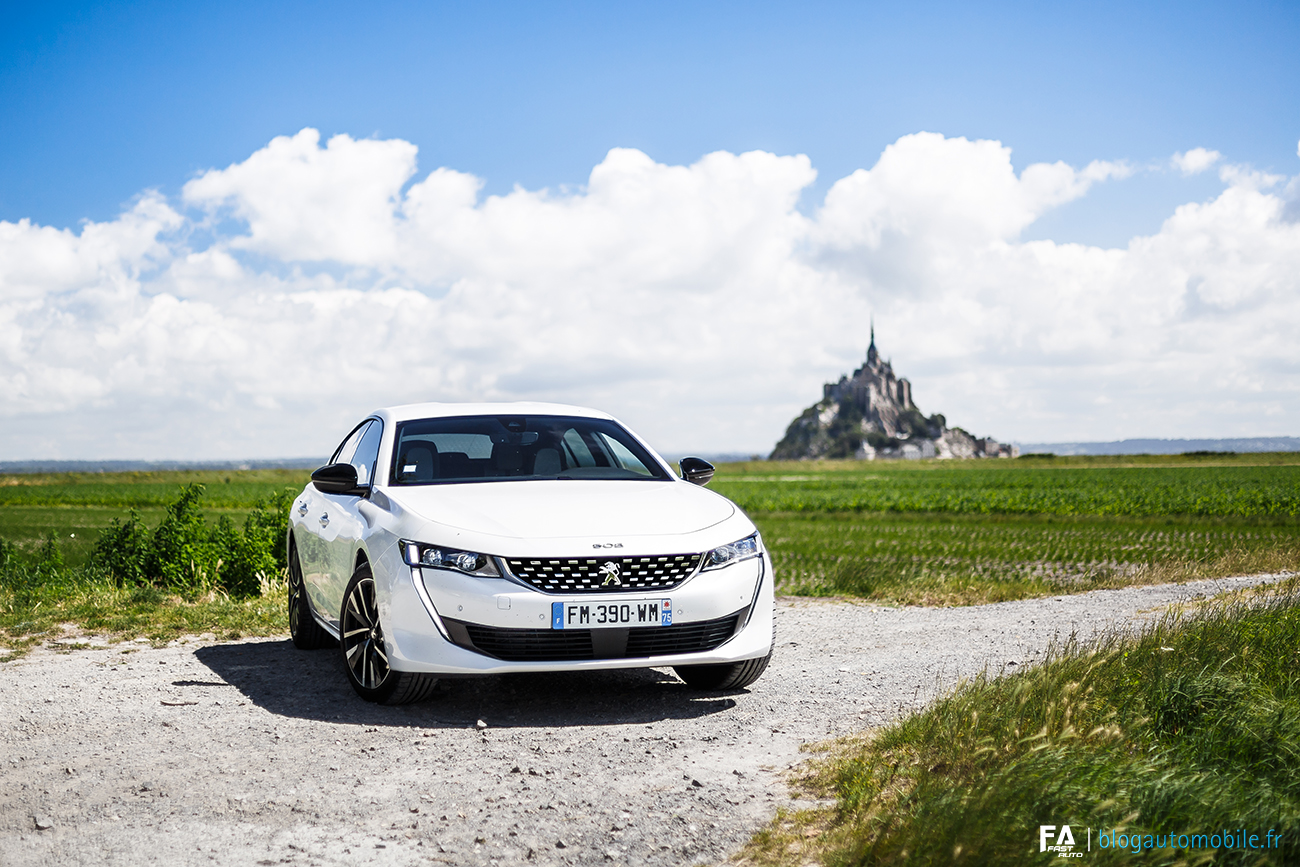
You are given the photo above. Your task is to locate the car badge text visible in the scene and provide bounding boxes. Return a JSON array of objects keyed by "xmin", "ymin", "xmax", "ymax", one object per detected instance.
[
  {"xmin": 599, "ymin": 562, "xmax": 622, "ymax": 586},
  {"xmin": 591, "ymin": 542, "xmax": 624, "ymax": 549}
]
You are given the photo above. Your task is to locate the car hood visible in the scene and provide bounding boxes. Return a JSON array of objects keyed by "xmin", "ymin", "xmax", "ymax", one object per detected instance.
[{"xmin": 381, "ymin": 479, "xmax": 738, "ymax": 551}]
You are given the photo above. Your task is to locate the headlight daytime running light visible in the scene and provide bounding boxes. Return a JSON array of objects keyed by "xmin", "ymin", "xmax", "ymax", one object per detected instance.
[
  {"xmin": 702, "ymin": 532, "xmax": 762, "ymax": 571},
  {"xmin": 402, "ymin": 540, "xmax": 500, "ymax": 577}
]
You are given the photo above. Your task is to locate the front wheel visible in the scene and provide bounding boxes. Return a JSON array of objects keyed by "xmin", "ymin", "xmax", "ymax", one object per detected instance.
[
  {"xmin": 674, "ymin": 650, "xmax": 772, "ymax": 690},
  {"xmin": 339, "ymin": 563, "xmax": 437, "ymax": 704}
]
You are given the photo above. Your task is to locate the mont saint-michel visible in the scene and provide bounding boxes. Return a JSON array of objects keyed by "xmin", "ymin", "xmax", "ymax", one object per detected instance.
[{"xmin": 770, "ymin": 328, "xmax": 1016, "ymax": 461}]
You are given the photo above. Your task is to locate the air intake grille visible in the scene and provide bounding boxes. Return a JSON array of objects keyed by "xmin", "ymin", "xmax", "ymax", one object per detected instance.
[
  {"xmin": 445, "ymin": 612, "xmax": 742, "ymax": 662},
  {"xmin": 625, "ymin": 614, "xmax": 740, "ymax": 657},
  {"xmin": 503, "ymin": 554, "xmax": 702, "ymax": 593}
]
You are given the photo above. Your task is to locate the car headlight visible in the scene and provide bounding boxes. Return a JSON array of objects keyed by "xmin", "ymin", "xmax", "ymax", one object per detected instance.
[
  {"xmin": 402, "ymin": 540, "xmax": 501, "ymax": 577},
  {"xmin": 702, "ymin": 532, "xmax": 762, "ymax": 571}
]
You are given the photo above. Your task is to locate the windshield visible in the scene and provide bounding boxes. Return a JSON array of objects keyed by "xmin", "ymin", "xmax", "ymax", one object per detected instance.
[{"xmin": 388, "ymin": 415, "xmax": 672, "ymax": 485}]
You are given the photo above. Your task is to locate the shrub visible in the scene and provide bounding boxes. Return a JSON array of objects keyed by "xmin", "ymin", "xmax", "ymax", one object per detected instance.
[
  {"xmin": 94, "ymin": 510, "xmax": 151, "ymax": 585},
  {"xmin": 91, "ymin": 483, "xmax": 292, "ymax": 597}
]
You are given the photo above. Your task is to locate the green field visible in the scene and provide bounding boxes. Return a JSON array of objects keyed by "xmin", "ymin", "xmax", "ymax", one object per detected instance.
[
  {"xmin": 712, "ymin": 455, "xmax": 1299, "ymax": 603},
  {"xmin": 1, "ymin": 455, "xmax": 1298, "ymax": 649},
  {"xmin": 712, "ymin": 460, "xmax": 1300, "ymax": 518},
  {"xmin": 754, "ymin": 511, "xmax": 1300, "ymax": 605},
  {"xmin": 0, "ymin": 468, "xmax": 309, "ymax": 508},
  {"xmin": 0, "ymin": 469, "xmax": 309, "ymax": 566}
]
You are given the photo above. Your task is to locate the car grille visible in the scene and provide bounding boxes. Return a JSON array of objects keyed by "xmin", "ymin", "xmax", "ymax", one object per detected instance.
[
  {"xmin": 502, "ymin": 554, "xmax": 703, "ymax": 593},
  {"xmin": 443, "ymin": 612, "xmax": 742, "ymax": 662}
]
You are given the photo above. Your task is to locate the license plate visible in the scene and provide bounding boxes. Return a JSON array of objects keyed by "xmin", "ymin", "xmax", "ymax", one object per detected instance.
[{"xmin": 551, "ymin": 599, "xmax": 672, "ymax": 629}]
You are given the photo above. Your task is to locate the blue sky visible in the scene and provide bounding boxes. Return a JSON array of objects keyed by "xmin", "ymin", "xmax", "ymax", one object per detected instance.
[
  {"xmin": 4, "ymin": 1, "xmax": 1296, "ymax": 242},
  {"xmin": 1, "ymin": 1, "xmax": 1299, "ymax": 458}
]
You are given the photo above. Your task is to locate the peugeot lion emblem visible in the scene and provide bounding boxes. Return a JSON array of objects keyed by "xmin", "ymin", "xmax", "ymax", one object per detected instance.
[{"xmin": 599, "ymin": 562, "xmax": 622, "ymax": 587}]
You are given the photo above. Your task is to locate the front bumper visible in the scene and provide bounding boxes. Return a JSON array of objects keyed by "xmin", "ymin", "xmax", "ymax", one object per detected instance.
[{"xmin": 379, "ymin": 549, "xmax": 775, "ymax": 675}]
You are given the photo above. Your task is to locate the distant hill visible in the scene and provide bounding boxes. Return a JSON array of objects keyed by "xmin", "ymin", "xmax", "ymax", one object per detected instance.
[
  {"xmin": 1014, "ymin": 437, "xmax": 1300, "ymax": 456},
  {"xmin": 771, "ymin": 328, "xmax": 1015, "ymax": 461},
  {"xmin": 0, "ymin": 458, "xmax": 320, "ymax": 475}
]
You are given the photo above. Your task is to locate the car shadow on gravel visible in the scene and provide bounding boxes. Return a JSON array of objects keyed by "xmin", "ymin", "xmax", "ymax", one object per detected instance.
[{"xmin": 195, "ymin": 639, "xmax": 743, "ymax": 729}]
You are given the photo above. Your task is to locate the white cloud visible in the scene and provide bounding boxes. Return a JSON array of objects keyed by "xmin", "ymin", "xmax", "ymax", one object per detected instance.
[
  {"xmin": 1172, "ymin": 147, "xmax": 1222, "ymax": 175},
  {"xmin": 2, "ymin": 129, "xmax": 1298, "ymax": 459},
  {"xmin": 815, "ymin": 133, "xmax": 1129, "ymax": 252},
  {"xmin": 183, "ymin": 129, "xmax": 418, "ymax": 266},
  {"xmin": 1217, "ymin": 162, "xmax": 1284, "ymax": 191}
]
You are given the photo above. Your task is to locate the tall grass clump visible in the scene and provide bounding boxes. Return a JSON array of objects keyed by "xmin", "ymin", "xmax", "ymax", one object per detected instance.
[{"xmin": 745, "ymin": 582, "xmax": 1300, "ymax": 866}]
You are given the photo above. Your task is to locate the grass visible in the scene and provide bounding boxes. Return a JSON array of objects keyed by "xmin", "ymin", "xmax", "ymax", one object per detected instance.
[
  {"xmin": 0, "ymin": 505, "xmax": 246, "ymax": 567},
  {"xmin": 754, "ymin": 512, "xmax": 1300, "ymax": 606},
  {"xmin": 0, "ymin": 468, "xmax": 310, "ymax": 508},
  {"xmin": 0, "ymin": 574, "xmax": 288, "ymax": 660},
  {"xmin": 740, "ymin": 578, "xmax": 1300, "ymax": 866},
  {"xmin": 714, "ymin": 455, "xmax": 1300, "ymax": 605},
  {"xmin": 712, "ymin": 463, "xmax": 1300, "ymax": 518},
  {"xmin": 0, "ymin": 481, "xmax": 297, "ymax": 658},
  {"xmin": 0, "ymin": 468, "xmax": 307, "ymax": 566},
  {"xmin": 3, "ymin": 455, "xmax": 1299, "ymax": 651}
]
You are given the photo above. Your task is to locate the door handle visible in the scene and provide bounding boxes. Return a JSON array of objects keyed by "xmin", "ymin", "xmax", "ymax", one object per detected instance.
[
  {"xmin": 319, "ymin": 513, "xmax": 330, "ymax": 528},
  {"xmin": 297, "ymin": 501, "xmax": 308, "ymax": 517}
]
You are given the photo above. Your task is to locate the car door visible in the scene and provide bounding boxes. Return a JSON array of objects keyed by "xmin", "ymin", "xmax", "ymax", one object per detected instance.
[
  {"xmin": 300, "ymin": 421, "xmax": 370, "ymax": 626},
  {"xmin": 316, "ymin": 419, "xmax": 384, "ymax": 627}
]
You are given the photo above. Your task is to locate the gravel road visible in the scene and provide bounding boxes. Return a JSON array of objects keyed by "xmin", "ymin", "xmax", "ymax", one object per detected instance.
[{"xmin": 1, "ymin": 573, "xmax": 1288, "ymax": 867}]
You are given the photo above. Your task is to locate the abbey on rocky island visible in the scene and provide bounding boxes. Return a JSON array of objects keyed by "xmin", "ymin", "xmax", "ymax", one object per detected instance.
[{"xmin": 770, "ymin": 326, "xmax": 1018, "ymax": 461}]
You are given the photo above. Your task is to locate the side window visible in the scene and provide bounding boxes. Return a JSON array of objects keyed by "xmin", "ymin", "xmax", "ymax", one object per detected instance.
[
  {"xmin": 597, "ymin": 433, "xmax": 653, "ymax": 476},
  {"xmin": 561, "ymin": 428, "xmax": 596, "ymax": 468},
  {"xmin": 331, "ymin": 422, "xmax": 369, "ymax": 466},
  {"xmin": 350, "ymin": 421, "xmax": 383, "ymax": 486}
]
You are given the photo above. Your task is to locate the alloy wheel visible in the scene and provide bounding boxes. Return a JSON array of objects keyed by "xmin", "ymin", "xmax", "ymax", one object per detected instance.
[
  {"xmin": 288, "ymin": 554, "xmax": 304, "ymax": 635},
  {"xmin": 341, "ymin": 576, "xmax": 389, "ymax": 689}
]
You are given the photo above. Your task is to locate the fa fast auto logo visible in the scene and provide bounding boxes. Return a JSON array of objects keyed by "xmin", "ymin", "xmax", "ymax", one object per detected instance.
[{"xmin": 1040, "ymin": 825, "xmax": 1084, "ymax": 858}]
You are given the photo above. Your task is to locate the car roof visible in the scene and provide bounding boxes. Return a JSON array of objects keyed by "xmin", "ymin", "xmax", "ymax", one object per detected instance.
[{"xmin": 371, "ymin": 401, "xmax": 617, "ymax": 425}]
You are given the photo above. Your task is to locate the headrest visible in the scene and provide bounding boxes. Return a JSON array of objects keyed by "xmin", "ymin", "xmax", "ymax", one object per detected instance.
[
  {"xmin": 533, "ymin": 447, "xmax": 561, "ymax": 475},
  {"xmin": 398, "ymin": 444, "xmax": 438, "ymax": 482}
]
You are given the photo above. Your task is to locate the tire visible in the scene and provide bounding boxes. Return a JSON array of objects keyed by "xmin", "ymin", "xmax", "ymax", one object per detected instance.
[
  {"xmin": 288, "ymin": 538, "xmax": 330, "ymax": 650},
  {"xmin": 674, "ymin": 650, "xmax": 772, "ymax": 691},
  {"xmin": 339, "ymin": 563, "xmax": 438, "ymax": 704}
]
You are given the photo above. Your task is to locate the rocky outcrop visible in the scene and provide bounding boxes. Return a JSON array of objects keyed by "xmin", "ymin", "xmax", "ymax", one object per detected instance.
[{"xmin": 770, "ymin": 329, "xmax": 1018, "ymax": 461}]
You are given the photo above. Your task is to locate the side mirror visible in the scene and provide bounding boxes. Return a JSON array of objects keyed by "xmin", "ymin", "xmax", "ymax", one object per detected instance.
[
  {"xmin": 679, "ymin": 457, "xmax": 715, "ymax": 487},
  {"xmin": 311, "ymin": 463, "xmax": 366, "ymax": 496}
]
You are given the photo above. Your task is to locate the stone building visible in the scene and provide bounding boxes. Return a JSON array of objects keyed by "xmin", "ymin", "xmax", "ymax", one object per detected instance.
[
  {"xmin": 821, "ymin": 326, "xmax": 916, "ymax": 438},
  {"xmin": 770, "ymin": 327, "xmax": 1019, "ymax": 461}
]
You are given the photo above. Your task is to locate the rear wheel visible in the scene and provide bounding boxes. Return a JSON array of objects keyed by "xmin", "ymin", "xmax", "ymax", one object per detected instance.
[
  {"xmin": 340, "ymin": 563, "xmax": 437, "ymax": 704},
  {"xmin": 674, "ymin": 650, "xmax": 772, "ymax": 690},
  {"xmin": 288, "ymin": 538, "xmax": 330, "ymax": 650}
]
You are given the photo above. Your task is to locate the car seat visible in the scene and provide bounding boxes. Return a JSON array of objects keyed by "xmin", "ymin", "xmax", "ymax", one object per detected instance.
[{"xmin": 397, "ymin": 444, "xmax": 438, "ymax": 483}]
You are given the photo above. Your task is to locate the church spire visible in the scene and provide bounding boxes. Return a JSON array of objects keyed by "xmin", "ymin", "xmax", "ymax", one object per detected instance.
[{"xmin": 867, "ymin": 316, "xmax": 878, "ymax": 363}]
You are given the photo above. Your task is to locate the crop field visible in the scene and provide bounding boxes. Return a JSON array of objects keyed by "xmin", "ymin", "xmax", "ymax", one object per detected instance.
[
  {"xmin": 710, "ymin": 455, "xmax": 1300, "ymax": 603},
  {"xmin": 0, "ymin": 468, "xmax": 309, "ymax": 508},
  {"xmin": 1, "ymin": 455, "xmax": 1297, "ymax": 616},
  {"xmin": 753, "ymin": 511, "xmax": 1300, "ymax": 605},
  {"xmin": 711, "ymin": 461, "xmax": 1300, "ymax": 517},
  {"xmin": 0, "ymin": 470, "xmax": 309, "ymax": 566}
]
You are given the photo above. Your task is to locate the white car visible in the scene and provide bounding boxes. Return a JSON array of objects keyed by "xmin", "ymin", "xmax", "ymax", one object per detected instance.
[{"xmin": 287, "ymin": 402, "xmax": 775, "ymax": 704}]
